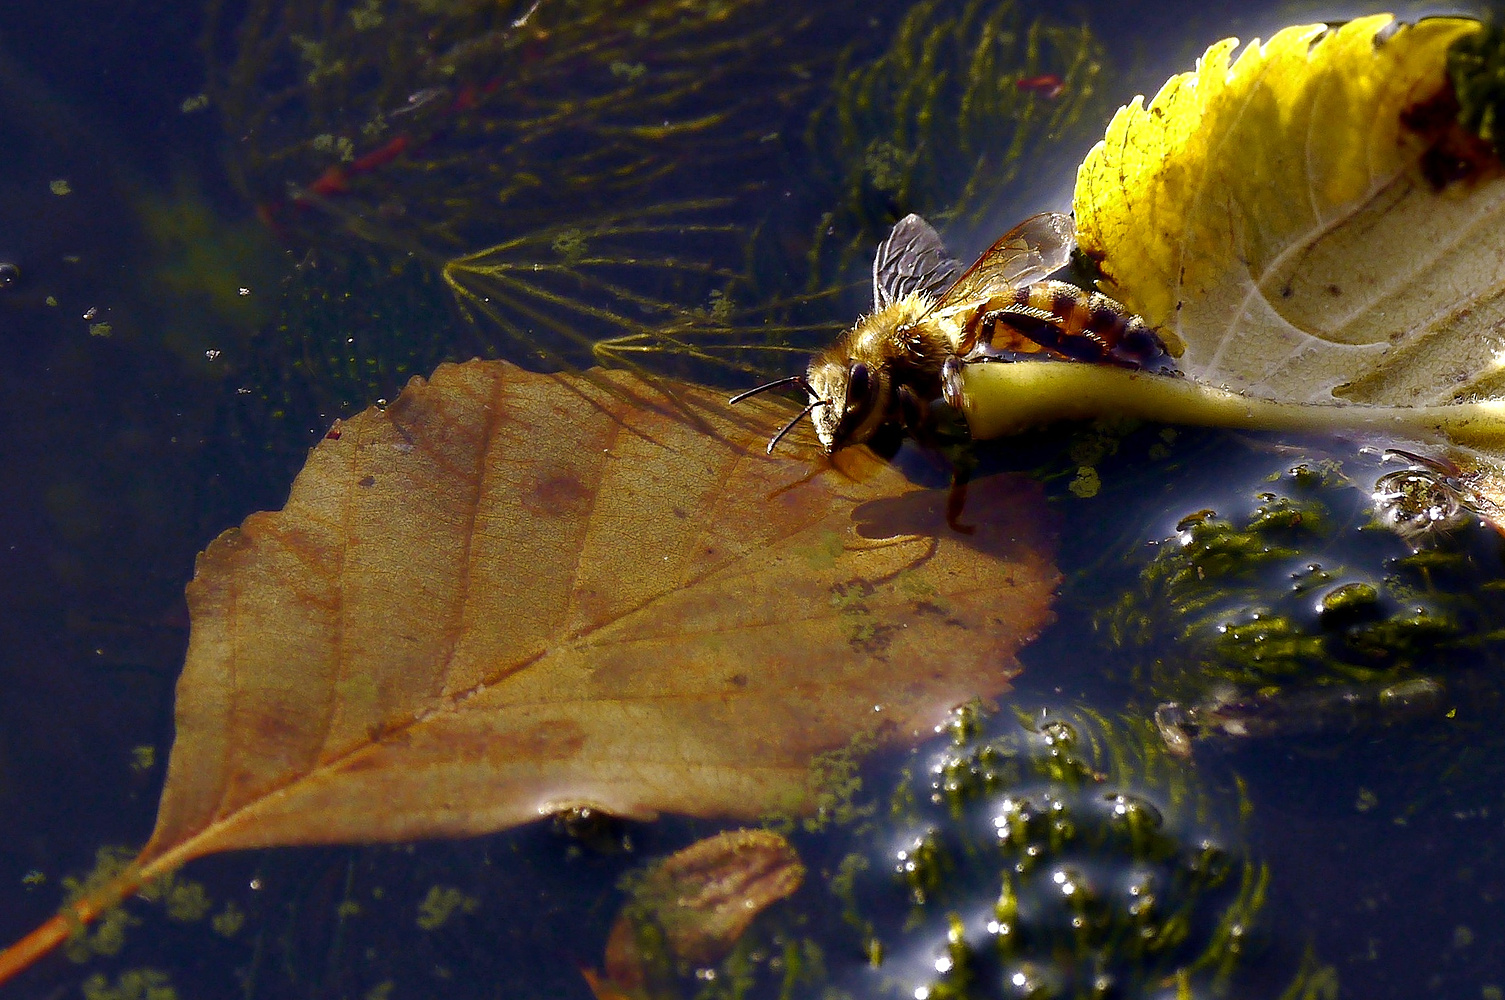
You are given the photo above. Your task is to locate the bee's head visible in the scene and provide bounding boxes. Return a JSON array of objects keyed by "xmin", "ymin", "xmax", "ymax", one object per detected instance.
[
  {"xmin": 728, "ymin": 356, "xmax": 892, "ymax": 456},
  {"xmin": 806, "ymin": 356, "xmax": 890, "ymax": 454}
]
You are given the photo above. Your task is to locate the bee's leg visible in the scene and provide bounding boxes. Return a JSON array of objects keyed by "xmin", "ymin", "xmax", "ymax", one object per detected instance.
[
  {"xmin": 936, "ymin": 369, "xmax": 977, "ymax": 534},
  {"xmin": 896, "ymin": 384, "xmax": 929, "ymax": 434},
  {"xmin": 977, "ymin": 305, "xmax": 1061, "ymax": 329},
  {"xmin": 942, "ymin": 352, "xmax": 1033, "ymax": 408},
  {"xmin": 941, "ymin": 356, "xmax": 967, "ymax": 409},
  {"xmin": 973, "ymin": 306, "xmax": 1072, "ymax": 358},
  {"xmin": 945, "ymin": 467, "xmax": 976, "ymax": 535}
]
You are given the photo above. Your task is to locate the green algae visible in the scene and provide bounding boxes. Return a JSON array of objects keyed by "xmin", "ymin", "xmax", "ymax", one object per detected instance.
[
  {"xmin": 80, "ymin": 968, "xmax": 178, "ymax": 1000},
  {"xmin": 415, "ymin": 885, "xmax": 480, "ymax": 930},
  {"xmin": 1100, "ymin": 453, "xmax": 1505, "ymax": 749},
  {"xmin": 60, "ymin": 846, "xmax": 141, "ymax": 963},
  {"xmin": 842, "ymin": 705, "xmax": 1318, "ymax": 998},
  {"xmin": 132, "ymin": 177, "xmax": 282, "ymax": 371},
  {"xmin": 762, "ymin": 730, "xmax": 882, "ymax": 836},
  {"xmin": 801, "ymin": 0, "xmax": 1111, "ymax": 295},
  {"xmin": 1447, "ymin": 17, "xmax": 1505, "ymax": 151},
  {"xmin": 210, "ymin": 902, "xmax": 245, "ymax": 938},
  {"xmin": 225, "ymin": 246, "xmax": 456, "ymax": 464},
  {"xmin": 606, "ymin": 702, "xmax": 1325, "ymax": 1000}
]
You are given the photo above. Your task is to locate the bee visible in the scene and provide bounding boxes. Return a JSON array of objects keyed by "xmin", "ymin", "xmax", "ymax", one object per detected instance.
[{"xmin": 732, "ymin": 213, "xmax": 1176, "ymax": 454}]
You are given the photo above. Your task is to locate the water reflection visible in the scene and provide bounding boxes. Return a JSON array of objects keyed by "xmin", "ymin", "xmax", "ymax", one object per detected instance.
[{"xmin": 2, "ymin": 1, "xmax": 1505, "ymax": 998}]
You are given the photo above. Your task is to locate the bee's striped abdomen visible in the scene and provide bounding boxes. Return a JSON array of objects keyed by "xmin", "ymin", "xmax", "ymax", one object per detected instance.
[{"xmin": 981, "ymin": 280, "xmax": 1176, "ymax": 373}]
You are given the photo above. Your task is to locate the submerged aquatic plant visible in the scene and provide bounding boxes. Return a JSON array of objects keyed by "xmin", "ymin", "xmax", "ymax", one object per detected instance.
[
  {"xmin": 206, "ymin": 0, "xmax": 1116, "ymax": 423},
  {"xmin": 589, "ymin": 0, "xmax": 1115, "ymax": 385},
  {"xmin": 836, "ymin": 704, "xmax": 1299, "ymax": 1000},
  {"xmin": 800, "ymin": 0, "xmax": 1110, "ymax": 293},
  {"xmin": 856, "ymin": 706, "xmax": 1260, "ymax": 999},
  {"xmin": 205, "ymin": 0, "xmax": 855, "ymax": 431},
  {"xmin": 207, "ymin": 0, "xmax": 820, "ymax": 246},
  {"xmin": 1099, "ymin": 451, "xmax": 1505, "ymax": 750},
  {"xmin": 440, "ymin": 198, "xmax": 811, "ymax": 383},
  {"xmin": 606, "ymin": 702, "xmax": 1333, "ymax": 1000}
]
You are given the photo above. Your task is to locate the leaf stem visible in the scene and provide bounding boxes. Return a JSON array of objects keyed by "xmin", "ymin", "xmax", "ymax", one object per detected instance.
[
  {"xmin": 0, "ymin": 846, "xmax": 191, "ymax": 987},
  {"xmin": 959, "ymin": 364, "xmax": 1505, "ymax": 446},
  {"xmin": 0, "ymin": 875, "xmax": 141, "ymax": 986}
]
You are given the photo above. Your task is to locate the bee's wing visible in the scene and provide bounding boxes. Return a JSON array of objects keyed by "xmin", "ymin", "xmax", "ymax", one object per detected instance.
[
  {"xmin": 872, "ymin": 214, "xmax": 964, "ymax": 309},
  {"xmin": 935, "ymin": 213, "xmax": 1076, "ymax": 311}
]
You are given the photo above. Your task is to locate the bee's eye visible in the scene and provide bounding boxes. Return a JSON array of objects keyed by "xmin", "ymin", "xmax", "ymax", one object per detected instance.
[{"xmin": 847, "ymin": 363, "xmax": 871, "ymax": 407}]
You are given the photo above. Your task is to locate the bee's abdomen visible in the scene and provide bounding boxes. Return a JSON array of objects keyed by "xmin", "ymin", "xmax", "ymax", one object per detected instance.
[{"xmin": 1002, "ymin": 280, "xmax": 1176, "ymax": 373}]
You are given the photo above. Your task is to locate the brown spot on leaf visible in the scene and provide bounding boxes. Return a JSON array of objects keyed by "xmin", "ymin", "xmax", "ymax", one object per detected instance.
[
  {"xmin": 522, "ymin": 471, "xmax": 592, "ymax": 516},
  {"xmin": 1402, "ymin": 81, "xmax": 1504, "ymax": 191},
  {"xmin": 1400, "ymin": 86, "xmax": 1460, "ymax": 135}
]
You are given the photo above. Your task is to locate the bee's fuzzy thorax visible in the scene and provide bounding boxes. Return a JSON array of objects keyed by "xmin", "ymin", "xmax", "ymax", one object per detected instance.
[
  {"xmin": 800, "ymin": 293, "xmax": 954, "ymax": 453},
  {"xmin": 840, "ymin": 293, "xmax": 949, "ymax": 368}
]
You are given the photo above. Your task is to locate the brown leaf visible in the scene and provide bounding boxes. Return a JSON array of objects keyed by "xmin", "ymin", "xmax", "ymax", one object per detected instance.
[
  {"xmin": 0, "ymin": 361, "xmax": 1057, "ymax": 981},
  {"xmin": 597, "ymin": 829, "xmax": 805, "ymax": 995}
]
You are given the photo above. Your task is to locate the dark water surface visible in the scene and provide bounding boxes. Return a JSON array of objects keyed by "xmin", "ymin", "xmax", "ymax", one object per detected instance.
[{"xmin": 1, "ymin": 1, "xmax": 1503, "ymax": 998}]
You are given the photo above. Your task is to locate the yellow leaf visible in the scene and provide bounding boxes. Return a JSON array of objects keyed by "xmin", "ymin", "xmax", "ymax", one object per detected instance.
[
  {"xmin": 0, "ymin": 361, "xmax": 1058, "ymax": 983},
  {"xmin": 1074, "ymin": 15, "xmax": 1494, "ymax": 404},
  {"xmin": 957, "ymin": 15, "xmax": 1505, "ymax": 529}
]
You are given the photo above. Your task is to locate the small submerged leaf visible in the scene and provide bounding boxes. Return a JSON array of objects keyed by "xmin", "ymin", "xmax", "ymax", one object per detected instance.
[
  {"xmin": 0, "ymin": 361, "xmax": 1058, "ymax": 982},
  {"xmin": 590, "ymin": 829, "xmax": 805, "ymax": 998}
]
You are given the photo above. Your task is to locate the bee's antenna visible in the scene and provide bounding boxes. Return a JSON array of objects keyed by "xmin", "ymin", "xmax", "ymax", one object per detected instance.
[
  {"xmin": 766, "ymin": 399, "xmax": 829, "ymax": 454},
  {"xmin": 729, "ymin": 375, "xmax": 813, "ymax": 405}
]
